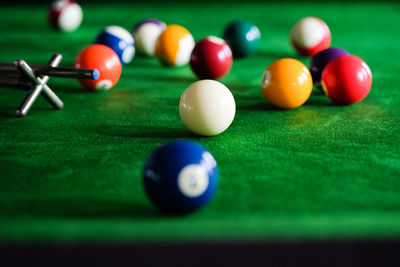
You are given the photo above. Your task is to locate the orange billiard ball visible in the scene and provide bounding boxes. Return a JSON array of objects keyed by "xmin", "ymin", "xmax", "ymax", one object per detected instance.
[
  {"xmin": 74, "ymin": 44, "xmax": 122, "ymax": 91},
  {"xmin": 155, "ymin": 24, "xmax": 195, "ymax": 67},
  {"xmin": 261, "ymin": 58, "xmax": 313, "ymax": 109}
]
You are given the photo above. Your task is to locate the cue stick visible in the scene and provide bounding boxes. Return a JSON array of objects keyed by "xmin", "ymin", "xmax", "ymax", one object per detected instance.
[
  {"xmin": 0, "ymin": 64, "xmax": 99, "ymax": 80},
  {"xmin": 0, "ymin": 76, "xmax": 32, "ymax": 90}
]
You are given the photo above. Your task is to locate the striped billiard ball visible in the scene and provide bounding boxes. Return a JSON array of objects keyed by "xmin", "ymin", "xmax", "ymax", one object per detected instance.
[
  {"xmin": 155, "ymin": 24, "xmax": 195, "ymax": 67},
  {"xmin": 290, "ymin": 17, "xmax": 331, "ymax": 57},
  {"xmin": 143, "ymin": 140, "xmax": 218, "ymax": 215},
  {"xmin": 48, "ymin": 0, "xmax": 83, "ymax": 32},
  {"xmin": 94, "ymin": 26, "xmax": 135, "ymax": 65},
  {"xmin": 132, "ymin": 18, "xmax": 166, "ymax": 57},
  {"xmin": 190, "ymin": 36, "xmax": 233, "ymax": 80}
]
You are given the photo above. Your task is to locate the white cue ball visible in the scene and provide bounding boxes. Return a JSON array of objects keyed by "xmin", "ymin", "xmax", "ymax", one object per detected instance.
[{"xmin": 179, "ymin": 80, "xmax": 236, "ymax": 136}]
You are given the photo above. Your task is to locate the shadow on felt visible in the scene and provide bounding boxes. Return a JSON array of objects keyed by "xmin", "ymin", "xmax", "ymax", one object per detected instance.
[
  {"xmin": 0, "ymin": 107, "xmax": 18, "ymax": 118},
  {"xmin": 255, "ymin": 50, "xmax": 295, "ymax": 60},
  {"xmin": 234, "ymin": 95, "xmax": 282, "ymax": 111},
  {"xmin": 0, "ymin": 104, "xmax": 61, "ymax": 118},
  {"xmin": 305, "ymin": 93, "xmax": 335, "ymax": 107},
  {"xmin": 126, "ymin": 72, "xmax": 196, "ymax": 85},
  {"xmin": 1, "ymin": 197, "xmax": 164, "ymax": 219},
  {"xmin": 104, "ymin": 125, "xmax": 199, "ymax": 139}
]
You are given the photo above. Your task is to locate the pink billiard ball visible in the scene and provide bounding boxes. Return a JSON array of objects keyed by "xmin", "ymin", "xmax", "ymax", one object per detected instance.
[
  {"xmin": 290, "ymin": 17, "xmax": 331, "ymax": 57},
  {"xmin": 190, "ymin": 36, "xmax": 233, "ymax": 80},
  {"xmin": 74, "ymin": 44, "xmax": 122, "ymax": 91},
  {"xmin": 321, "ymin": 55, "xmax": 372, "ymax": 105}
]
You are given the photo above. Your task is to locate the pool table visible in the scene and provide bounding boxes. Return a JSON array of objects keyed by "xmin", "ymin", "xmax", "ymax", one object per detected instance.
[{"xmin": 1, "ymin": 0, "xmax": 400, "ymax": 265}]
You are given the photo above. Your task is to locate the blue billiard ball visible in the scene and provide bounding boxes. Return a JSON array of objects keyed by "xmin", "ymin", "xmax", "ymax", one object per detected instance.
[
  {"xmin": 94, "ymin": 26, "xmax": 135, "ymax": 65},
  {"xmin": 143, "ymin": 140, "xmax": 218, "ymax": 214}
]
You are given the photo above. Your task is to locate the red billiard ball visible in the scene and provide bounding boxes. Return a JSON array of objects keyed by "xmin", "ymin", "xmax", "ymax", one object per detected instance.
[
  {"xmin": 74, "ymin": 44, "xmax": 122, "ymax": 91},
  {"xmin": 321, "ymin": 55, "xmax": 372, "ymax": 105},
  {"xmin": 190, "ymin": 36, "xmax": 233, "ymax": 80}
]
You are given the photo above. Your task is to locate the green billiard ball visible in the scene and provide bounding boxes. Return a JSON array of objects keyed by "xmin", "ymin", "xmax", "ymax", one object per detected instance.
[{"xmin": 222, "ymin": 20, "xmax": 261, "ymax": 58}]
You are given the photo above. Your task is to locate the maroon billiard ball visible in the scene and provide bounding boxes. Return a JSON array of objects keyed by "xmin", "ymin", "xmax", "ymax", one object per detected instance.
[
  {"xmin": 48, "ymin": 0, "xmax": 83, "ymax": 32},
  {"xmin": 190, "ymin": 36, "xmax": 233, "ymax": 80},
  {"xmin": 321, "ymin": 55, "xmax": 372, "ymax": 105},
  {"xmin": 290, "ymin": 16, "xmax": 331, "ymax": 57}
]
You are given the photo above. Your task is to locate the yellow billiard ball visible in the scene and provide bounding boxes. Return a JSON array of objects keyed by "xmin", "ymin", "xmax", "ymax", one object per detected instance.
[
  {"xmin": 155, "ymin": 24, "xmax": 195, "ymax": 67},
  {"xmin": 261, "ymin": 58, "xmax": 312, "ymax": 109}
]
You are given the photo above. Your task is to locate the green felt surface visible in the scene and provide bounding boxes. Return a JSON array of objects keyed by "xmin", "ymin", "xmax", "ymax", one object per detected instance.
[{"xmin": 0, "ymin": 1, "xmax": 400, "ymax": 242}]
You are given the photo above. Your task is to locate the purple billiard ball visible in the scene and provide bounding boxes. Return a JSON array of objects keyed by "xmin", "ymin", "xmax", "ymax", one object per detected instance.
[
  {"xmin": 132, "ymin": 18, "xmax": 167, "ymax": 57},
  {"xmin": 310, "ymin": 47, "xmax": 349, "ymax": 89}
]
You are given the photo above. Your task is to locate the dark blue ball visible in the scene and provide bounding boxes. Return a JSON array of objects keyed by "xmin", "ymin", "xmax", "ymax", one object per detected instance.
[
  {"xmin": 143, "ymin": 140, "xmax": 218, "ymax": 214},
  {"xmin": 94, "ymin": 26, "xmax": 135, "ymax": 65}
]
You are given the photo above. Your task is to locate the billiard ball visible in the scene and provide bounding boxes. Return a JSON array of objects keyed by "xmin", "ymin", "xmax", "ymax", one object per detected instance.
[
  {"xmin": 94, "ymin": 26, "xmax": 135, "ymax": 65},
  {"xmin": 48, "ymin": 0, "xmax": 83, "ymax": 32},
  {"xmin": 189, "ymin": 36, "xmax": 233, "ymax": 79},
  {"xmin": 74, "ymin": 44, "xmax": 122, "ymax": 91},
  {"xmin": 143, "ymin": 140, "xmax": 218, "ymax": 214},
  {"xmin": 321, "ymin": 55, "xmax": 372, "ymax": 105},
  {"xmin": 179, "ymin": 80, "xmax": 236, "ymax": 136},
  {"xmin": 261, "ymin": 58, "xmax": 312, "ymax": 109},
  {"xmin": 290, "ymin": 17, "xmax": 331, "ymax": 57},
  {"xmin": 310, "ymin": 47, "xmax": 349, "ymax": 89},
  {"xmin": 155, "ymin": 24, "xmax": 195, "ymax": 67},
  {"xmin": 132, "ymin": 18, "xmax": 166, "ymax": 57},
  {"xmin": 222, "ymin": 20, "xmax": 261, "ymax": 58}
]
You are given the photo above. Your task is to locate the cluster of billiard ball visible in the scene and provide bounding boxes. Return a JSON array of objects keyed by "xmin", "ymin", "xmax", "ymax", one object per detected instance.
[
  {"xmin": 49, "ymin": 0, "xmax": 260, "ymax": 139},
  {"xmin": 48, "ymin": 2, "xmax": 373, "ymax": 215},
  {"xmin": 47, "ymin": 0, "xmax": 261, "ymax": 214},
  {"xmin": 261, "ymin": 16, "xmax": 372, "ymax": 109}
]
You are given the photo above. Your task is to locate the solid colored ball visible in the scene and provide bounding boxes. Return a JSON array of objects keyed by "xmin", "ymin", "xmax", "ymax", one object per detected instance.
[
  {"xmin": 290, "ymin": 17, "xmax": 331, "ymax": 57},
  {"xmin": 132, "ymin": 19, "xmax": 166, "ymax": 57},
  {"xmin": 94, "ymin": 26, "xmax": 135, "ymax": 65},
  {"xmin": 190, "ymin": 36, "xmax": 233, "ymax": 79},
  {"xmin": 74, "ymin": 44, "xmax": 122, "ymax": 91},
  {"xmin": 222, "ymin": 20, "xmax": 261, "ymax": 58},
  {"xmin": 261, "ymin": 58, "xmax": 312, "ymax": 109},
  {"xmin": 143, "ymin": 140, "xmax": 218, "ymax": 214},
  {"xmin": 155, "ymin": 24, "xmax": 195, "ymax": 67},
  {"xmin": 321, "ymin": 55, "xmax": 372, "ymax": 105},
  {"xmin": 180, "ymin": 80, "xmax": 236, "ymax": 136},
  {"xmin": 310, "ymin": 47, "xmax": 349, "ymax": 89},
  {"xmin": 48, "ymin": 0, "xmax": 83, "ymax": 32}
]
